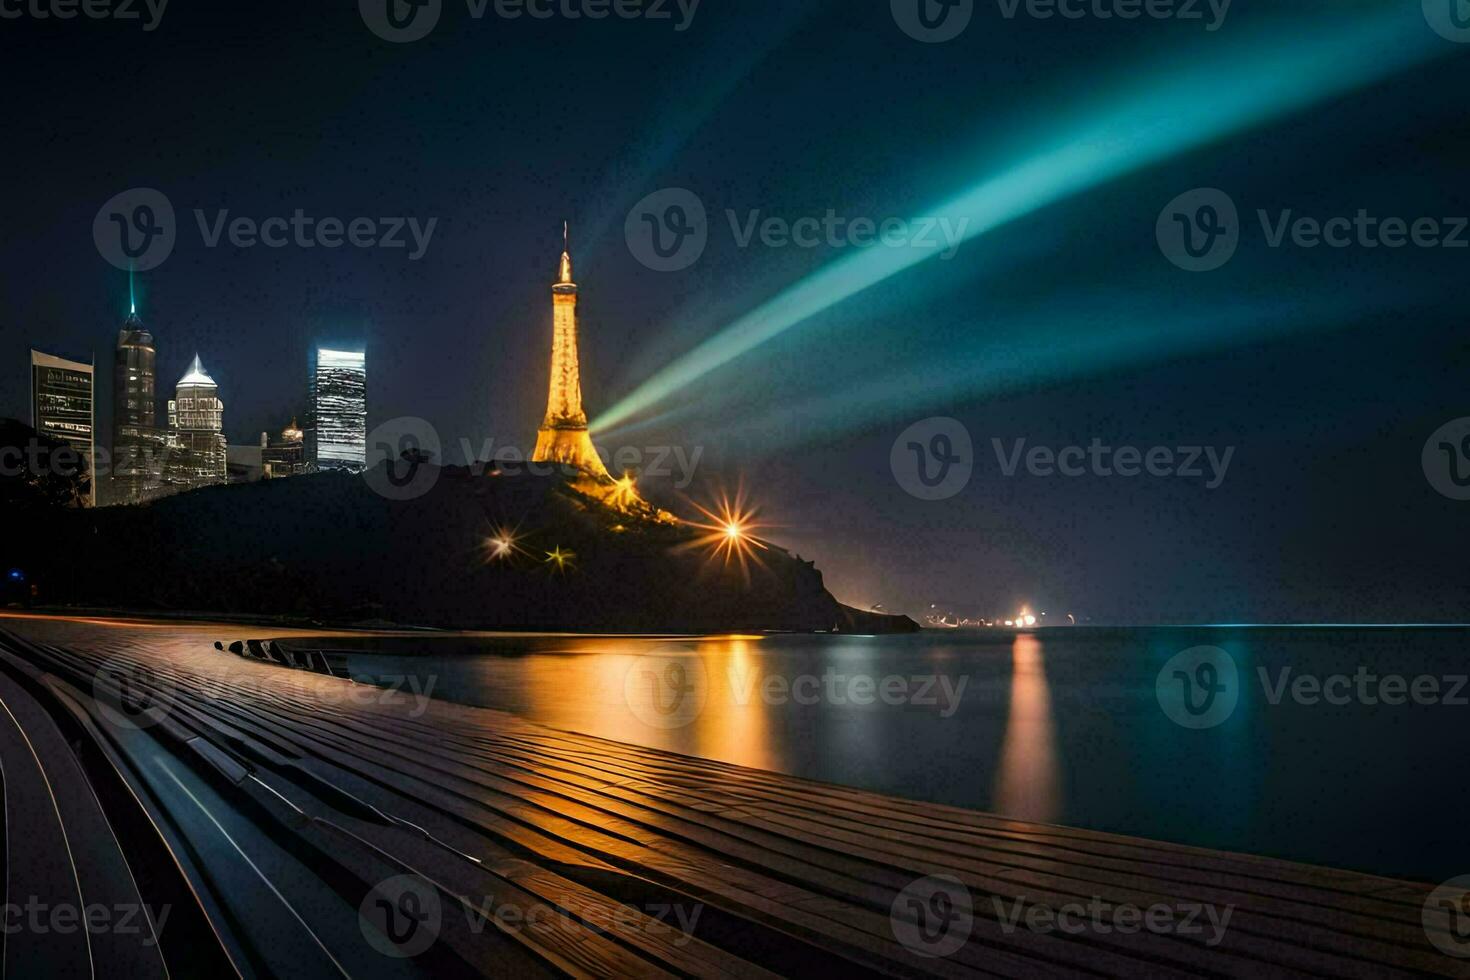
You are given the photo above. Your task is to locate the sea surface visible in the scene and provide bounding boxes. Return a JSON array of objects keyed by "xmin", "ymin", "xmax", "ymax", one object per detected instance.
[{"xmin": 341, "ymin": 626, "xmax": 1470, "ymax": 883}]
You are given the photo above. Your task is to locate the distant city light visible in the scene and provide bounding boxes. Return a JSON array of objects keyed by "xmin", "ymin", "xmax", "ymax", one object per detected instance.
[{"xmin": 544, "ymin": 547, "xmax": 574, "ymax": 572}]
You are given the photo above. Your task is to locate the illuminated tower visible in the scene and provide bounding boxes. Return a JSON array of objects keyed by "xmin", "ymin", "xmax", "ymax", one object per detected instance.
[
  {"xmin": 307, "ymin": 348, "xmax": 367, "ymax": 472},
  {"xmin": 532, "ymin": 225, "xmax": 611, "ymax": 480},
  {"xmin": 164, "ymin": 354, "xmax": 227, "ymax": 490},
  {"xmin": 30, "ymin": 349, "xmax": 96, "ymax": 507},
  {"xmin": 112, "ymin": 292, "xmax": 166, "ymax": 505}
]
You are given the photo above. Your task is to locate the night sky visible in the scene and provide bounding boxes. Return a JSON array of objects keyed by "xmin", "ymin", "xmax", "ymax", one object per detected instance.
[{"xmin": 2, "ymin": 0, "xmax": 1467, "ymax": 622}]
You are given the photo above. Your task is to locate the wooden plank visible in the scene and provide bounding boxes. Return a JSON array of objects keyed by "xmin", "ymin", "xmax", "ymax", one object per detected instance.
[
  {"xmin": 71, "ymin": 646, "xmax": 1446, "ymax": 975},
  {"xmin": 4, "ymin": 619, "xmax": 1468, "ymax": 980}
]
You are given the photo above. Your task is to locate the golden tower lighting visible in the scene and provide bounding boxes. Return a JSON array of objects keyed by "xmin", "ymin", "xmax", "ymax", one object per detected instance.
[{"xmin": 532, "ymin": 224, "xmax": 613, "ymax": 480}]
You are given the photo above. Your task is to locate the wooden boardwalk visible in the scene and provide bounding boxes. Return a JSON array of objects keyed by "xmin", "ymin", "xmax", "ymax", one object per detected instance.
[{"xmin": 0, "ymin": 615, "xmax": 1465, "ymax": 978}]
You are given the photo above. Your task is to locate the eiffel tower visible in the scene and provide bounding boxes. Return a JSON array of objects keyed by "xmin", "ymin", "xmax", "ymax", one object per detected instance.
[{"xmin": 532, "ymin": 224, "xmax": 613, "ymax": 480}]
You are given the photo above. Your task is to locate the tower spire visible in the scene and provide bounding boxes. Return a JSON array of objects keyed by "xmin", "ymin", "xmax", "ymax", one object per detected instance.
[
  {"xmin": 533, "ymin": 222, "xmax": 610, "ymax": 480},
  {"xmin": 558, "ymin": 221, "xmax": 573, "ymax": 285}
]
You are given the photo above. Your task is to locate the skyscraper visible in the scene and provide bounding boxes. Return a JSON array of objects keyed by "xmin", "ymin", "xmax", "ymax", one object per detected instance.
[
  {"xmin": 307, "ymin": 348, "xmax": 366, "ymax": 472},
  {"xmin": 29, "ymin": 349, "xmax": 96, "ymax": 507},
  {"xmin": 262, "ymin": 418, "xmax": 306, "ymax": 479},
  {"xmin": 111, "ymin": 300, "xmax": 166, "ymax": 505},
  {"xmin": 164, "ymin": 354, "xmax": 227, "ymax": 491},
  {"xmin": 532, "ymin": 225, "xmax": 611, "ymax": 480}
]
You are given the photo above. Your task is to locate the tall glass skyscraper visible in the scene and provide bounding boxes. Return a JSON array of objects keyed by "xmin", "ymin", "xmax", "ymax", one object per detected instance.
[
  {"xmin": 164, "ymin": 354, "xmax": 227, "ymax": 491},
  {"xmin": 29, "ymin": 349, "xmax": 96, "ymax": 507},
  {"xmin": 111, "ymin": 304, "xmax": 166, "ymax": 505},
  {"xmin": 307, "ymin": 348, "xmax": 366, "ymax": 472}
]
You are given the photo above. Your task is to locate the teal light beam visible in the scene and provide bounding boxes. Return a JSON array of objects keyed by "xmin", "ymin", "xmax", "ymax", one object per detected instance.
[
  {"xmin": 594, "ymin": 4, "xmax": 1445, "ymax": 434},
  {"xmin": 692, "ymin": 287, "xmax": 1385, "ymax": 454}
]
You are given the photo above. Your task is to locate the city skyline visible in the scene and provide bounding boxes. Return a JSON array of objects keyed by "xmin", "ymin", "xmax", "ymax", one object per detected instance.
[
  {"xmin": 4, "ymin": 6, "xmax": 1470, "ymax": 978},
  {"xmin": 18, "ymin": 287, "xmax": 368, "ymax": 500},
  {"xmin": 3, "ymin": 1, "xmax": 1467, "ymax": 621}
]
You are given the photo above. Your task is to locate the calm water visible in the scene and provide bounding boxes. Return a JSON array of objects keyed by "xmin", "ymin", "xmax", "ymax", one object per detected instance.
[{"xmin": 343, "ymin": 627, "xmax": 1470, "ymax": 882}]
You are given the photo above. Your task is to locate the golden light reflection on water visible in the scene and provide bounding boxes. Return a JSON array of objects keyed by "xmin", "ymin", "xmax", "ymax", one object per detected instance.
[
  {"xmin": 993, "ymin": 633, "xmax": 1062, "ymax": 822},
  {"xmin": 487, "ymin": 635, "xmax": 779, "ymax": 772},
  {"xmin": 693, "ymin": 638, "xmax": 777, "ymax": 771}
]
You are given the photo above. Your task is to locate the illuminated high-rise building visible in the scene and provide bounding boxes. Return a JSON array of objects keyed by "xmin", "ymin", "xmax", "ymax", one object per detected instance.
[
  {"xmin": 532, "ymin": 225, "xmax": 612, "ymax": 480},
  {"xmin": 164, "ymin": 354, "xmax": 227, "ymax": 491},
  {"xmin": 307, "ymin": 348, "xmax": 367, "ymax": 472},
  {"xmin": 29, "ymin": 349, "xmax": 96, "ymax": 507},
  {"xmin": 111, "ymin": 298, "xmax": 166, "ymax": 505},
  {"xmin": 262, "ymin": 418, "xmax": 307, "ymax": 478}
]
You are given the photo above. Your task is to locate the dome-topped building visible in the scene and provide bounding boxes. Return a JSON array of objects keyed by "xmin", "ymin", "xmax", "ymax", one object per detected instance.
[{"xmin": 165, "ymin": 352, "xmax": 227, "ymax": 491}]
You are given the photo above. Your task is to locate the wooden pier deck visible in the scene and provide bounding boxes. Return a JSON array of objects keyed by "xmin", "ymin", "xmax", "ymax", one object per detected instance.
[{"xmin": 0, "ymin": 615, "xmax": 1465, "ymax": 978}]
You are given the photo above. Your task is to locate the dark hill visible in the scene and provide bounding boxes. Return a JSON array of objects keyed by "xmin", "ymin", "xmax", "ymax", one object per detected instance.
[{"xmin": 31, "ymin": 466, "xmax": 918, "ymax": 634}]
